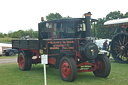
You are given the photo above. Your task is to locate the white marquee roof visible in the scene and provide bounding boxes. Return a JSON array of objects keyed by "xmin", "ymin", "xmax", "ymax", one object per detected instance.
[
  {"xmin": 0, "ymin": 43, "xmax": 12, "ymax": 47},
  {"xmin": 104, "ymin": 18, "xmax": 128, "ymax": 25}
]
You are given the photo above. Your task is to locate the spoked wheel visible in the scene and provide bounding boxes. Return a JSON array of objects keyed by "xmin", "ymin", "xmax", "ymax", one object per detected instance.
[
  {"xmin": 18, "ymin": 52, "xmax": 32, "ymax": 71},
  {"xmin": 59, "ymin": 57, "xmax": 77, "ymax": 82},
  {"xmin": 111, "ymin": 33, "xmax": 128, "ymax": 63},
  {"xmin": 93, "ymin": 54, "xmax": 111, "ymax": 78}
]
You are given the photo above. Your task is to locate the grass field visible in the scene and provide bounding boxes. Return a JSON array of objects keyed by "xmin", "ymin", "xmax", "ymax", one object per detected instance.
[
  {"xmin": 0, "ymin": 38, "xmax": 19, "ymax": 43},
  {"xmin": 0, "ymin": 55, "xmax": 17, "ymax": 59},
  {"xmin": 0, "ymin": 59, "xmax": 128, "ymax": 85}
]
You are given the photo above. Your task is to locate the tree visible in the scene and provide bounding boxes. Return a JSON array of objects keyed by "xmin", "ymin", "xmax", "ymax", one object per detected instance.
[
  {"xmin": 25, "ymin": 29, "xmax": 38, "ymax": 38},
  {"xmin": 96, "ymin": 11, "xmax": 127, "ymax": 39},
  {"xmin": 106, "ymin": 11, "xmax": 124, "ymax": 20},
  {"xmin": 124, "ymin": 12, "xmax": 128, "ymax": 18},
  {"xmin": 8, "ymin": 30, "xmax": 25, "ymax": 38},
  {"xmin": 63, "ymin": 16, "xmax": 72, "ymax": 19},
  {"xmin": 8, "ymin": 29, "xmax": 38, "ymax": 38},
  {"xmin": 96, "ymin": 18, "xmax": 106, "ymax": 38},
  {"xmin": 0, "ymin": 32, "xmax": 4, "ymax": 38},
  {"xmin": 46, "ymin": 13, "xmax": 63, "ymax": 21}
]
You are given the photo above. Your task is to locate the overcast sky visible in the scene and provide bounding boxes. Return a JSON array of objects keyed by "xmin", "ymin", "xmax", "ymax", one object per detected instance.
[{"xmin": 0, "ymin": 0, "xmax": 127, "ymax": 33}]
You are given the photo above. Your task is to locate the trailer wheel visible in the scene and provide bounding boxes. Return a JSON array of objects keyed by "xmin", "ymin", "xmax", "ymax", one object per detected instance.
[
  {"xmin": 59, "ymin": 57, "xmax": 77, "ymax": 82},
  {"xmin": 93, "ymin": 54, "xmax": 111, "ymax": 78},
  {"xmin": 18, "ymin": 52, "xmax": 32, "ymax": 71}
]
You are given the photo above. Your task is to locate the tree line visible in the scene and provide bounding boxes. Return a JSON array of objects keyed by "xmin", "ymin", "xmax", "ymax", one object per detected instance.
[
  {"xmin": 0, "ymin": 29, "xmax": 38, "ymax": 38},
  {"xmin": 95, "ymin": 11, "xmax": 128, "ymax": 39},
  {"xmin": 0, "ymin": 11, "xmax": 128, "ymax": 39}
]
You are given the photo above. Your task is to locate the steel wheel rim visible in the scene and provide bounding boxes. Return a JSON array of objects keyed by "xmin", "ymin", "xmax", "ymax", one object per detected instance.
[
  {"xmin": 19, "ymin": 55, "xmax": 24, "ymax": 68},
  {"xmin": 96, "ymin": 61, "xmax": 104, "ymax": 74},
  {"xmin": 61, "ymin": 61, "xmax": 70, "ymax": 78},
  {"xmin": 111, "ymin": 33, "xmax": 128, "ymax": 63}
]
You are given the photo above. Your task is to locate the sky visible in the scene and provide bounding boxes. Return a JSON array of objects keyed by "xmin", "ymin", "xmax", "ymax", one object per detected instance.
[{"xmin": 0, "ymin": 0, "xmax": 127, "ymax": 34}]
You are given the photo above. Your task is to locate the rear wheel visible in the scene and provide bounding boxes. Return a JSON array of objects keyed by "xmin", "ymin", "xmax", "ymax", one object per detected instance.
[
  {"xmin": 59, "ymin": 57, "xmax": 77, "ymax": 82},
  {"xmin": 93, "ymin": 54, "xmax": 111, "ymax": 78},
  {"xmin": 18, "ymin": 52, "xmax": 32, "ymax": 71}
]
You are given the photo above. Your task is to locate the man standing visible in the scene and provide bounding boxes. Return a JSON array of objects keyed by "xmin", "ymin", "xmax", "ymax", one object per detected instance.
[{"xmin": 102, "ymin": 40, "xmax": 108, "ymax": 51}]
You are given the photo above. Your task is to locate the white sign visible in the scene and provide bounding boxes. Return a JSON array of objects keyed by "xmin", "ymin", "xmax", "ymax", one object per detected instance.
[
  {"xmin": 41, "ymin": 55, "xmax": 48, "ymax": 85},
  {"xmin": 41, "ymin": 55, "xmax": 48, "ymax": 64}
]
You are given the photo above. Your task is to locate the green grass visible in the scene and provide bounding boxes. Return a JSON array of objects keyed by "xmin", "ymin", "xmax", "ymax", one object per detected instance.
[
  {"xmin": 0, "ymin": 60, "xmax": 128, "ymax": 85},
  {"xmin": 0, "ymin": 55, "xmax": 17, "ymax": 59},
  {"xmin": 0, "ymin": 38, "xmax": 19, "ymax": 43}
]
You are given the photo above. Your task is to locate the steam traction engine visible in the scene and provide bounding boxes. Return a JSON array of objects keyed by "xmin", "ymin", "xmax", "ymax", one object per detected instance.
[
  {"xmin": 12, "ymin": 12, "xmax": 111, "ymax": 82},
  {"xmin": 104, "ymin": 18, "xmax": 128, "ymax": 63}
]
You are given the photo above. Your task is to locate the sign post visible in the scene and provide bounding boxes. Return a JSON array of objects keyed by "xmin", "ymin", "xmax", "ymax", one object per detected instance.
[{"xmin": 41, "ymin": 55, "xmax": 48, "ymax": 85}]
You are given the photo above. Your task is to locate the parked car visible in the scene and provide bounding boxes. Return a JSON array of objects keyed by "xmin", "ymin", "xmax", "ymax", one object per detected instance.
[
  {"xmin": 0, "ymin": 43, "xmax": 12, "ymax": 56},
  {"xmin": 3, "ymin": 48, "xmax": 18, "ymax": 56}
]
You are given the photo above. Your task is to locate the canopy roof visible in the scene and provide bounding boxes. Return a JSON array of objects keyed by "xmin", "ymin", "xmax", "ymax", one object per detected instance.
[
  {"xmin": 43, "ymin": 18, "xmax": 98, "ymax": 23},
  {"xmin": 104, "ymin": 18, "xmax": 128, "ymax": 25}
]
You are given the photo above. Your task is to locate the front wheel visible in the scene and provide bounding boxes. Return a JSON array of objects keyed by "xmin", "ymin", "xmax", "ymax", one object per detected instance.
[
  {"xmin": 93, "ymin": 54, "xmax": 111, "ymax": 78},
  {"xmin": 59, "ymin": 57, "xmax": 77, "ymax": 82}
]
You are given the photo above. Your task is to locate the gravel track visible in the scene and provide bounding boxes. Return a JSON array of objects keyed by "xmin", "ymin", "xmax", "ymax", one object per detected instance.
[{"xmin": 0, "ymin": 58, "xmax": 17, "ymax": 64}]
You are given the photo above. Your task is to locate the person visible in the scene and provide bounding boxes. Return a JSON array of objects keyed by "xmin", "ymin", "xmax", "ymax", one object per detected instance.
[{"xmin": 102, "ymin": 40, "xmax": 109, "ymax": 51}]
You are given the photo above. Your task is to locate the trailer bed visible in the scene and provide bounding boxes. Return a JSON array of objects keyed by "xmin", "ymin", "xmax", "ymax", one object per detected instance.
[{"xmin": 12, "ymin": 40, "xmax": 39, "ymax": 50}]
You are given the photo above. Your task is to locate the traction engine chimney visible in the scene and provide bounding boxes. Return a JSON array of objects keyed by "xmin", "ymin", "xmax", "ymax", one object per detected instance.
[{"xmin": 84, "ymin": 12, "xmax": 92, "ymax": 37}]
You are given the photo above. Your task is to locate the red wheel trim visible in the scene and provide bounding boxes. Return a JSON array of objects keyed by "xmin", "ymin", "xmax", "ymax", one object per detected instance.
[
  {"xmin": 19, "ymin": 56, "xmax": 24, "ymax": 68},
  {"xmin": 61, "ymin": 61, "xmax": 70, "ymax": 78},
  {"xmin": 97, "ymin": 61, "xmax": 104, "ymax": 74}
]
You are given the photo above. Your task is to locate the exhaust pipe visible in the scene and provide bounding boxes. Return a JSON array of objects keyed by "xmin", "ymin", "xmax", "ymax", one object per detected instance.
[{"xmin": 84, "ymin": 12, "xmax": 92, "ymax": 37}]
